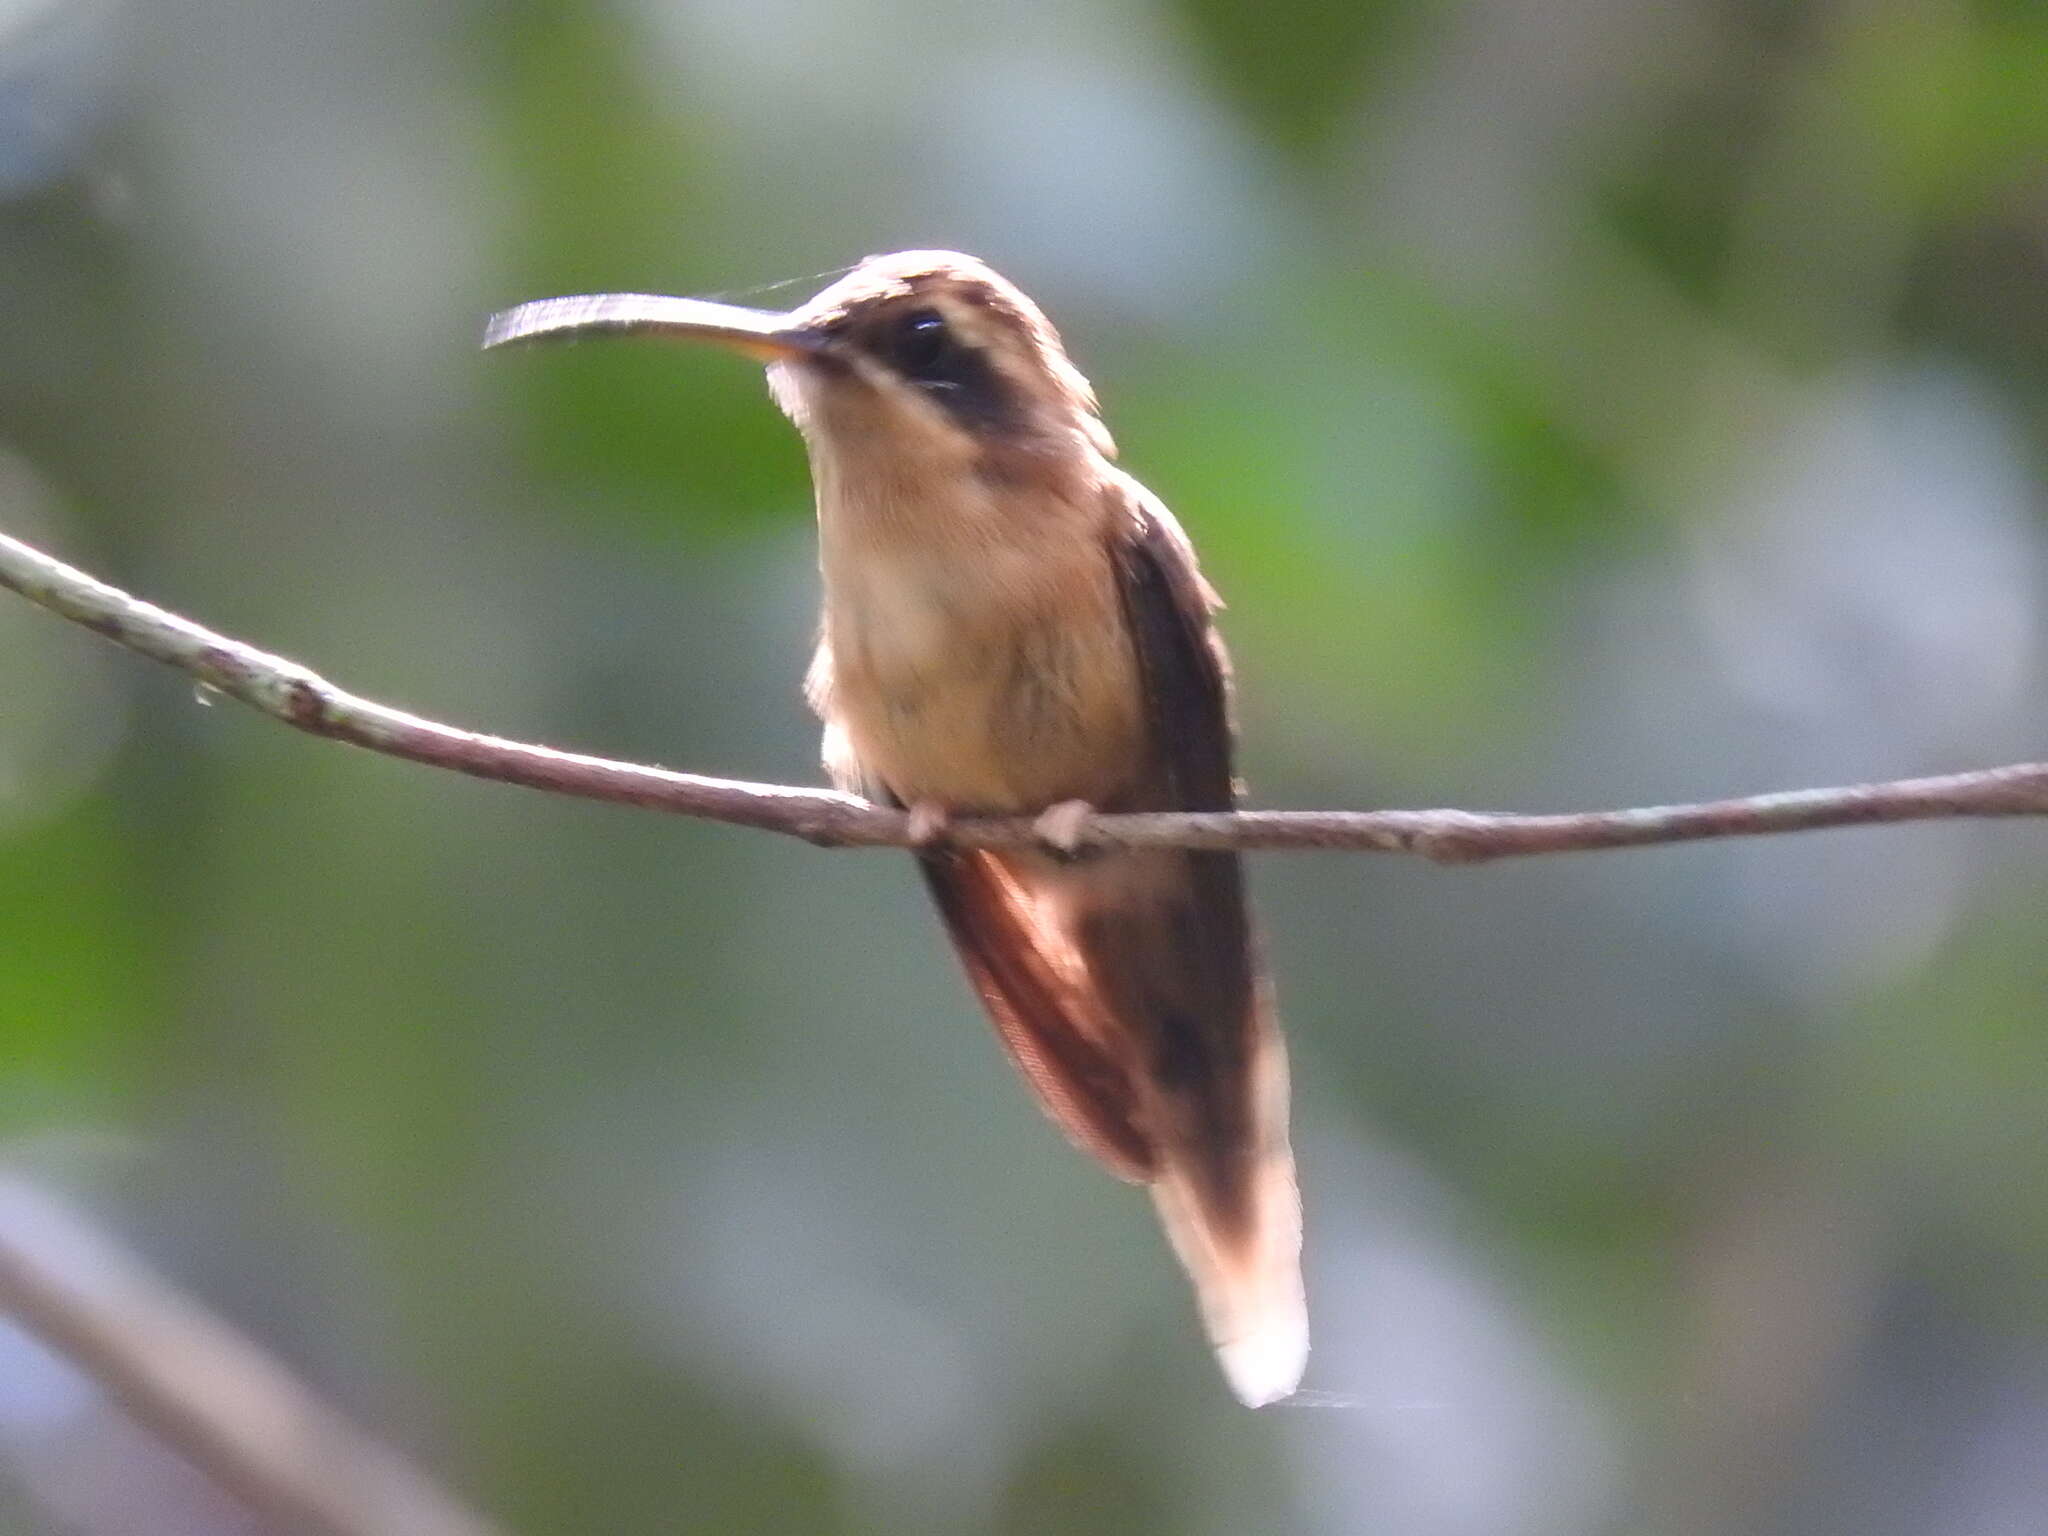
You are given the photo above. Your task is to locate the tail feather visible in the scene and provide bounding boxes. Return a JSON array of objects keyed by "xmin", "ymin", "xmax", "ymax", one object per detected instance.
[
  {"xmin": 920, "ymin": 839, "xmax": 1307, "ymax": 1404},
  {"xmin": 1151, "ymin": 1157, "xmax": 1306, "ymax": 1407},
  {"xmin": 1141, "ymin": 966, "xmax": 1304, "ymax": 1407},
  {"xmin": 1055, "ymin": 848, "xmax": 1307, "ymax": 1406}
]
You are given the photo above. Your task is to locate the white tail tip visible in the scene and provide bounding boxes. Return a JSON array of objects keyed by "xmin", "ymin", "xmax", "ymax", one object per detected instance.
[
  {"xmin": 1150, "ymin": 1164, "xmax": 1309, "ymax": 1406},
  {"xmin": 1217, "ymin": 1310, "xmax": 1310, "ymax": 1407}
]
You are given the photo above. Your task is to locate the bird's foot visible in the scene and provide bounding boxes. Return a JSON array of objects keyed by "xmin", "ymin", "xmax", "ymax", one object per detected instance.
[
  {"xmin": 1032, "ymin": 799, "xmax": 1099, "ymax": 860},
  {"xmin": 905, "ymin": 801, "xmax": 953, "ymax": 847}
]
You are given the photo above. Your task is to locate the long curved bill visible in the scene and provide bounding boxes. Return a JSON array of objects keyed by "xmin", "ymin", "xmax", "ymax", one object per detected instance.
[{"xmin": 482, "ymin": 293, "xmax": 819, "ymax": 361}]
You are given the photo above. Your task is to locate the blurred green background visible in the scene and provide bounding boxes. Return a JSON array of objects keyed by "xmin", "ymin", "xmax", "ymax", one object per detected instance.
[{"xmin": 3, "ymin": 0, "xmax": 2046, "ymax": 1532}]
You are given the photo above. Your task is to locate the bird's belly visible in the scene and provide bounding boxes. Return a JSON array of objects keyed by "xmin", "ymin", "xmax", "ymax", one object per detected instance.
[{"xmin": 824, "ymin": 561, "xmax": 1143, "ymax": 813}]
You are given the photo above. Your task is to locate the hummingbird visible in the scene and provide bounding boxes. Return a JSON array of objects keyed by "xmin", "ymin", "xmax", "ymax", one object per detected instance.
[{"xmin": 486, "ymin": 252, "xmax": 1306, "ymax": 1405}]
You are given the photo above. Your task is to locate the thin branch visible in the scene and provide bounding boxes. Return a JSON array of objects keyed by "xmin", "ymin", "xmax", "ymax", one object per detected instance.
[
  {"xmin": 3, "ymin": 526, "xmax": 2046, "ymax": 863},
  {"xmin": 0, "ymin": 1174, "xmax": 505, "ymax": 1536}
]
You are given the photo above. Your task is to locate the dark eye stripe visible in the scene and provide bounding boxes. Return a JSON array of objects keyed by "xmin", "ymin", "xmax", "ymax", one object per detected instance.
[{"xmin": 872, "ymin": 306, "xmax": 1016, "ymax": 434}]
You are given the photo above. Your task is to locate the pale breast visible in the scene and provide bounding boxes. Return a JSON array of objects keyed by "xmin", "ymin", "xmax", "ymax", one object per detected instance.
[{"xmin": 817, "ymin": 536, "xmax": 1145, "ymax": 813}]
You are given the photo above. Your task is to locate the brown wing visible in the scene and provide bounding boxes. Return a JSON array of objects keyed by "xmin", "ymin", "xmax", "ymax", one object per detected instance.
[
  {"xmin": 1081, "ymin": 488, "xmax": 1266, "ymax": 1236},
  {"xmin": 869, "ymin": 482, "xmax": 1304, "ymax": 1403},
  {"xmin": 909, "ymin": 485, "xmax": 1255, "ymax": 1195},
  {"xmin": 1083, "ymin": 483, "xmax": 1305, "ymax": 1406},
  {"xmin": 1106, "ymin": 490, "xmax": 1238, "ymax": 813}
]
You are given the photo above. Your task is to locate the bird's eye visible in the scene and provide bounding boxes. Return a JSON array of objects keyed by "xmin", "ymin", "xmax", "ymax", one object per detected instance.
[
  {"xmin": 871, "ymin": 303, "xmax": 1012, "ymax": 431},
  {"xmin": 892, "ymin": 308, "xmax": 950, "ymax": 374}
]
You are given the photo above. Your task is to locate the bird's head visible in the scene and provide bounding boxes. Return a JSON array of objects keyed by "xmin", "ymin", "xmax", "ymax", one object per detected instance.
[{"xmin": 486, "ymin": 251, "xmax": 1116, "ymax": 483}]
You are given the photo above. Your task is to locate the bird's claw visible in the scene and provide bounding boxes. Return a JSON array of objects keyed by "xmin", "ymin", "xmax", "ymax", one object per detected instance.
[
  {"xmin": 1033, "ymin": 799, "xmax": 1097, "ymax": 859},
  {"xmin": 906, "ymin": 802, "xmax": 953, "ymax": 847}
]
